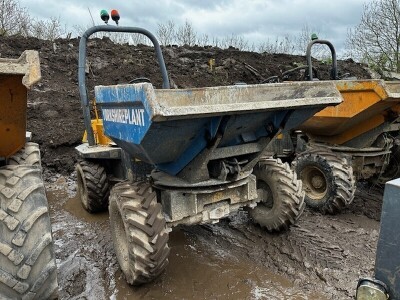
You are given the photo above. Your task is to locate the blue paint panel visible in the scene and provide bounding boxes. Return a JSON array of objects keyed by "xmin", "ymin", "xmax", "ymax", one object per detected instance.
[
  {"xmin": 101, "ymin": 105, "xmax": 151, "ymax": 144},
  {"xmin": 156, "ymin": 132, "xmax": 207, "ymax": 175},
  {"xmin": 95, "ymin": 85, "xmax": 147, "ymax": 104},
  {"xmin": 156, "ymin": 116, "xmax": 223, "ymax": 175},
  {"xmin": 95, "ymin": 85, "xmax": 152, "ymax": 145},
  {"xmin": 94, "ymin": 83, "xmax": 315, "ymax": 176}
]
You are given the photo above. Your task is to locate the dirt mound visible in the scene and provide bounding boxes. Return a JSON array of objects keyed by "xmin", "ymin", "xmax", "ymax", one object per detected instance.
[{"xmin": 0, "ymin": 35, "xmax": 370, "ymax": 174}]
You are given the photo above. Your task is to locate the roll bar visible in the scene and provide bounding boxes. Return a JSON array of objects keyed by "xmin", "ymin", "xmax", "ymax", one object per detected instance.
[
  {"xmin": 306, "ymin": 39, "xmax": 338, "ymax": 81},
  {"xmin": 78, "ymin": 25, "xmax": 170, "ymax": 146}
]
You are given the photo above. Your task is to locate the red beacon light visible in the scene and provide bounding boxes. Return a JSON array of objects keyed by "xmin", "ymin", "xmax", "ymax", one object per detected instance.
[{"xmin": 111, "ymin": 9, "xmax": 120, "ymax": 25}]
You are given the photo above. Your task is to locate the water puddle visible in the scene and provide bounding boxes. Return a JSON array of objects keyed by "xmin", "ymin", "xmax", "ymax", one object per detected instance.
[
  {"xmin": 47, "ymin": 185, "xmax": 326, "ymax": 300},
  {"xmin": 64, "ymin": 195, "xmax": 109, "ymax": 223},
  {"xmin": 113, "ymin": 229, "xmax": 325, "ymax": 300}
]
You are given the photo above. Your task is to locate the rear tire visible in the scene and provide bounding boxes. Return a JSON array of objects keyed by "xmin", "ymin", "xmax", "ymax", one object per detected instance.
[
  {"xmin": 8, "ymin": 142, "xmax": 41, "ymax": 167},
  {"xmin": 247, "ymin": 158, "xmax": 305, "ymax": 232},
  {"xmin": 0, "ymin": 165, "xmax": 58, "ymax": 300},
  {"xmin": 109, "ymin": 181, "xmax": 170, "ymax": 285},
  {"xmin": 378, "ymin": 144, "xmax": 400, "ymax": 183},
  {"xmin": 76, "ymin": 160, "xmax": 109, "ymax": 213},
  {"xmin": 292, "ymin": 149, "xmax": 356, "ymax": 214}
]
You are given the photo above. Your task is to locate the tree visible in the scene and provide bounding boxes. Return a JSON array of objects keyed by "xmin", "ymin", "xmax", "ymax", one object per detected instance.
[
  {"xmin": 258, "ymin": 35, "xmax": 295, "ymax": 54},
  {"xmin": 175, "ymin": 20, "xmax": 197, "ymax": 46},
  {"xmin": 346, "ymin": 0, "xmax": 400, "ymax": 74},
  {"xmin": 29, "ymin": 17, "xmax": 65, "ymax": 41},
  {"xmin": 221, "ymin": 34, "xmax": 249, "ymax": 51},
  {"xmin": 157, "ymin": 20, "xmax": 176, "ymax": 45},
  {"xmin": 0, "ymin": 0, "xmax": 30, "ymax": 36},
  {"xmin": 197, "ymin": 33, "xmax": 209, "ymax": 47}
]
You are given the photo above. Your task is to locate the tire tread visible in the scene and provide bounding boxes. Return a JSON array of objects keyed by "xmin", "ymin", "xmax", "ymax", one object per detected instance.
[
  {"xmin": 292, "ymin": 149, "xmax": 356, "ymax": 214},
  {"xmin": 109, "ymin": 181, "xmax": 169, "ymax": 285}
]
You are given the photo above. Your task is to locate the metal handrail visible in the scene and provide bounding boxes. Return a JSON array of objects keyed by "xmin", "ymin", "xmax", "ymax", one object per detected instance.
[{"xmin": 78, "ymin": 25, "xmax": 170, "ymax": 146}]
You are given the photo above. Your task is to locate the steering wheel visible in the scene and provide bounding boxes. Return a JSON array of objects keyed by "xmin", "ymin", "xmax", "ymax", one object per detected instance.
[{"xmin": 128, "ymin": 77, "xmax": 151, "ymax": 84}]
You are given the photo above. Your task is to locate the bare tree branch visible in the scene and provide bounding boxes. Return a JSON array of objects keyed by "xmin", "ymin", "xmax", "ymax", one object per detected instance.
[
  {"xmin": 29, "ymin": 17, "xmax": 65, "ymax": 41},
  {"xmin": 175, "ymin": 20, "xmax": 197, "ymax": 46},
  {"xmin": 346, "ymin": 0, "xmax": 400, "ymax": 74},
  {"xmin": 0, "ymin": 0, "xmax": 31, "ymax": 36},
  {"xmin": 157, "ymin": 20, "xmax": 175, "ymax": 45}
]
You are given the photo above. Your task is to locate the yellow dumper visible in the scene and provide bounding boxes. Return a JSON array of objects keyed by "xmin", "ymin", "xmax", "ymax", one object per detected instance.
[
  {"xmin": 0, "ymin": 51, "xmax": 58, "ymax": 299},
  {"xmin": 292, "ymin": 79, "xmax": 400, "ymax": 213},
  {"xmin": 270, "ymin": 39, "xmax": 400, "ymax": 214}
]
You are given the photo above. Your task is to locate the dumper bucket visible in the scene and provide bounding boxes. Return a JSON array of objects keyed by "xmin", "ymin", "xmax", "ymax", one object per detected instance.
[
  {"xmin": 0, "ymin": 50, "xmax": 41, "ymax": 158},
  {"xmin": 95, "ymin": 81, "xmax": 342, "ymax": 175},
  {"xmin": 299, "ymin": 80, "xmax": 400, "ymax": 145}
]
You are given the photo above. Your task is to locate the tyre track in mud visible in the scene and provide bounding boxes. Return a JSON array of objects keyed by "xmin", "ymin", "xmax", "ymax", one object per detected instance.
[
  {"xmin": 46, "ymin": 175, "xmax": 382, "ymax": 299},
  {"xmin": 46, "ymin": 176, "xmax": 118, "ymax": 300},
  {"xmin": 184, "ymin": 186, "xmax": 382, "ymax": 299}
]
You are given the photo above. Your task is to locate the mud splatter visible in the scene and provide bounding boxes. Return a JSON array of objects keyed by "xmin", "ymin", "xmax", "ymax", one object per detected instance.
[{"xmin": 46, "ymin": 176, "xmax": 381, "ymax": 299}]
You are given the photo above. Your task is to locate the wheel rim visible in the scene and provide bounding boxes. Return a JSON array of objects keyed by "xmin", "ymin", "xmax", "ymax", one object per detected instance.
[
  {"xmin": 300, "ymin": 166, "xmax": 327, "ymax": 201},
  {"xmin": 112, "ymin": 204, "xmax": 130, "ymax": 276},
  {"xmin": 257, "ymin": 180, "xmax": 274, "ymax": 209}
]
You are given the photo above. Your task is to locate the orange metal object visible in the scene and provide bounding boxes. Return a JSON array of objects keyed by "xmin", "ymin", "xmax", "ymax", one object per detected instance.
[
  {"xmin": 82, "ymin": 119, "xmax": 113, "ymax": 145},
  {"xmin": 0, "ymin": 51, "xmax": 41, "ymax": 158},
  {"xmin": 82, "ymin": 98, "xmax": 113, "ymax": 146},
  {"xmin": 299, "ymin": 80, "xmax": 400, "ymax": 145},
  {"xmin": 0, "ymin": 75, "xmax": 27, "ymax": 157}
]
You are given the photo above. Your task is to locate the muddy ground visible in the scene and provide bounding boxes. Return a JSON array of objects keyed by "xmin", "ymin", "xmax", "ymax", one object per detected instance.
[
  {"xmin": 46, "ymin": 175, "xmax": 383, "ymax": 300},
  {"xmin": 0, "ymin": 35, "xmax": 382, "ymax": 299}
]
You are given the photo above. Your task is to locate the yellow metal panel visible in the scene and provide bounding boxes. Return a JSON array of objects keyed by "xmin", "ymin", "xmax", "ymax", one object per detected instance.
[
  {"xmin": 82, "ymin": 119, "xmax": 113, "ymax": 145},
  {"xmin": 300, "ymin": 80, "xmax": 400, "ymax": 144},
  {"xmin": 0, "ymin": 75, "xmax": 27, "ymax": 157},
  {"xmin": 310, "ymin": 114, "xmax": 385, "ymax": 145},
  {"xmin": 312, "ymin": 81, "xmax": 387, "ymax": 118}
]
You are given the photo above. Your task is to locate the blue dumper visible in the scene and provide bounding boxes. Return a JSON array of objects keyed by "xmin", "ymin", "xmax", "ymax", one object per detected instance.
[{"xmin": 75, "ymin": 25, "xmax": 343, "ymax": 285}]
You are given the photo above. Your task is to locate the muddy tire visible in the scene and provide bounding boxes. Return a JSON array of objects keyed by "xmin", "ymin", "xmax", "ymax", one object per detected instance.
[
  {"xmin": 292, "ymin": 149, "xmax": 356, "ymax": 214},
  {"xmin": 8, "ymin": 143, "xmax": 41, "ymax": 167},
  {"xmin": 0, "ymin": 165, "xmax": 58, "ymax": 300},
  {"xmin": 76, "ymin": 160, "xmax": 109, "ymax": 213},
  {"xmin": 248, "ymin": 158, "xmax": 305, "ymax": 232},
  {"xmin": 109, "ymin": 181, "xmax": 170, "ymax": 285}
]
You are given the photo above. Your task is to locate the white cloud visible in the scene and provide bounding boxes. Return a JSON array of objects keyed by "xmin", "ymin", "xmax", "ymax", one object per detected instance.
[{"xmin": 19, "ymin": 0, "xmax": 371, "ymax": 53}]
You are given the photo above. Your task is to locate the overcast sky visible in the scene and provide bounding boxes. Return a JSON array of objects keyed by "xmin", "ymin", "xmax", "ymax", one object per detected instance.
[{"xmin": 19, "ymin": 0, "xmax": 371, "ymax": 55}]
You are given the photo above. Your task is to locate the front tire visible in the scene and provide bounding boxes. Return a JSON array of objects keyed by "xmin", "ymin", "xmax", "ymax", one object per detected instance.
[
  {"xmin": 109, "ymin": 181, "xmax": 170, "ymax": 285},
  {"xmin": 75, "ymin": 160, "xmax": 109, "ymax": 213},
  {"xmin": 248, "ymin": 158, "xmax": 305, "ymax": 232},
  {"xmin": 0, "ymin": 165, "xmax": 58, "ymax": 300},
  {"xmin": 292, "ymin": 149, "xmax": 356, "ymax": 214}
]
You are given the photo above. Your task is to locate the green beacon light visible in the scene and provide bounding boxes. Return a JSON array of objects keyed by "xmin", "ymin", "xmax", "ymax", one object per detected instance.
[
  {"xmin": 100, "ymin": 9, "xmax": 109, "ymax": 24},
  {"xmin": 111, "ymin": 9, "xmax": 120, "ymax": 25},
  {"xmin": 311, "ymin": 33, "xmax": 318, "ymax": 40}
]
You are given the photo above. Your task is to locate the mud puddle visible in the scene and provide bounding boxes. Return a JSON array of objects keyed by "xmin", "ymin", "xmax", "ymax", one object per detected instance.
[
  {"xmin": 46, "ymin": 176, "xmax": 326, "ymax": 299},
  {"xmin": 113, "ymin": 229, "xmax": 324, "ymax": 300}
]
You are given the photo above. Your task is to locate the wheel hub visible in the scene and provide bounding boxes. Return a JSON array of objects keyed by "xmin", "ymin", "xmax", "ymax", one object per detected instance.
[
  {"xmin": 311, "ymin": 175, "xmax": 324, "ymax": 189},
  {"xmin": 300, "ymin": 166, "xmax": 328, "ymax": 201},
  {"xmin": 257, "ymin": 180, "xmax": 274, "ymax": 209}
]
